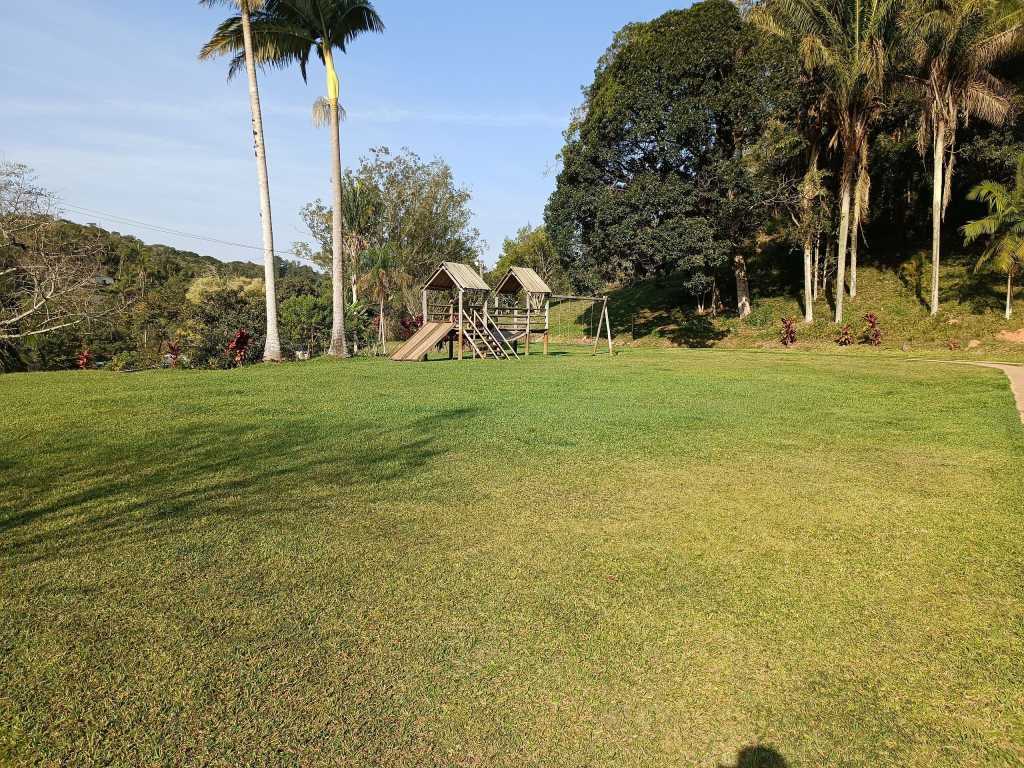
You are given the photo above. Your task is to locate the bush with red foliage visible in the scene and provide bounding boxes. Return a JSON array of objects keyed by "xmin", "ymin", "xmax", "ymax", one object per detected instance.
[
  {"xmin": 76, "ymin": 347, "xmax": 93, "ymax": 370},
  {"xmin": 226, "ymin": 329, "xmax": 252, "ymax": 367},
  {"xmin": 399, "ymin": 313, "xmax": 423, "ymax": 341},
  {"xmin": 166, "ymin": 340, "xmax": 182, "ymax": 368},
  {"xmin": 836, "ymin": 325, "xmax": 854, "ymax": 346},
  {"xmin": 780, "ymin": 317, "xmax": 797, "ymax": 347},
  {"xmin": 862, "ymin": 313, "xmax": 882, "ymax": 346}
]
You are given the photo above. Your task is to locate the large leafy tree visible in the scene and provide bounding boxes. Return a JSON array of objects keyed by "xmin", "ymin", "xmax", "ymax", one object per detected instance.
[
  {"xmin": 201, "ymin": 0, "xmax": 384, "ymax": 358},
  {"xmin": 906, "ymin": 0, "xmax": 1023, "ymax": 315},
  {"xmin": 296, "ymin": 175, "xmax": 380, "ymax": 303},
  {"xmin": 353, "ymin": 147, "xmax": 483, "ymax": 281},
  {"xmin": 546, "ymin": 0, "xmax": 798, "ymax": 313},
  {"xmin": 198, "ymin": 0, "xmax": 283, "ymax": 362},
  {"xmin": 491, "ymin": 225, "xmax": 570, "ymax": 293},
  {"xmin": 754, "ymin": 0, "xmax": 904, "ymax": 322},
  {"xmin": 962, "ymin": 155, "xmax": 1024, "ymax": 317}
]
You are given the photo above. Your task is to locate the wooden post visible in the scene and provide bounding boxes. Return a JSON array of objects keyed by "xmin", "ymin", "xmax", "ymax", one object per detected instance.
[
  {"xmin": 421, "ymin": 289, "xmax": 428, "ymax": 325},
  {"xmin": 457, "ymin": 289, "xmax": 464, "ymax": 360},
  {"xmin": 604, "ymin": 299, "xmax": 612, "ymax": 355},
  {"xmin": 544, "ymin": 298, "xmax": 550, "ymax": 355},
  {"xmin": 525, "ymin": 294, "xmax": 531, "ymax": 356}
]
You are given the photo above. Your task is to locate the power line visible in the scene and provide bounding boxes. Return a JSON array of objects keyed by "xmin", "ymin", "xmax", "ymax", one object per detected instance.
[{"xmin": 57, "ymin": 199, "xmax": 313, "ymax": 261}]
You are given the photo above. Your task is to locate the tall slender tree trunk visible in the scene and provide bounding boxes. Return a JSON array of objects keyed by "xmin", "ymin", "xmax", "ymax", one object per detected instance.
[
  {"xmin": 850, "ymin": 185, "xmax": 860, "ymax": 299},
  {"xmin": 240, "ymin": 5, "xmax": 282, "ymax": 362},
  {"xmin": 802, "ymin": 144, "xmax": 819, "ymax": 323},
  {"xmin": 1007, "ymin": 272, "xmax": 1014, "ymax": 320},
  {"xmin": 803, "ymin": 237, "xmax": 814, "ymax": 323},
  {"xmin": 380, "ymin": 298, "xmax": 387, "ymax": 354},
  {"xmin": 930, "ymin": 120, "xmax": 946, "ymax": 316},
  {"xmin": 835, "ymin": 165, "xmax": 854, "ymax": 324},
  {"xmin": 812, "ymin": 235, "xmax": 820, "ymax": 302},
  {"xmin": 324, "ymin": 48, "xmax": 349, "ymax": 357},
  {"xmin": 734, "ymin": 253, "xmax": 752, "ymax": 318}
]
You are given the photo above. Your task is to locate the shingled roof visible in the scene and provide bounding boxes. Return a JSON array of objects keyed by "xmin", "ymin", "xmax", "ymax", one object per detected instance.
[{"xmin": 423, "ymin": 261, "xmax": 491, "ymax": 292}]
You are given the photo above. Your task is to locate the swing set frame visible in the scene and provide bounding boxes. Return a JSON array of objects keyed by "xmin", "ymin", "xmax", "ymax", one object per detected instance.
[{"xmin": 549, "ymin": 294, "xmax": 614, "ymax": 355}]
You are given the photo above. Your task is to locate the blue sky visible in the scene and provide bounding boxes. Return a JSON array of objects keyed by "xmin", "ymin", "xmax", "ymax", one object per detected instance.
[{"xmin": 1, "ymin": 0, "xmax": 680, "ymax": 266}]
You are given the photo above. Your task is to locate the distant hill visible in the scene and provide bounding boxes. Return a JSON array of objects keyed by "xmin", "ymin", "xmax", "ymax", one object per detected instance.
[{"xmin": 59, "ymin": 219, "xmax": 264, "ymax": 284}]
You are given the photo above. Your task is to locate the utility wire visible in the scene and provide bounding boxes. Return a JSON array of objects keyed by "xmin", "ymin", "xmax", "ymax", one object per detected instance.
[{"xmin": 57, "ymin": 199, "xmax": 312, "ymax": 260}]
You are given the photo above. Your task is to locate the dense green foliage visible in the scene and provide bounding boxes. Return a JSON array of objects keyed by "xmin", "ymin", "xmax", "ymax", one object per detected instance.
[
  {"xmin": 546, "ymin": 0, "xmax": 1024, "ymax": 323},
  {"xmin": 487, "ymin": 225, "xmax": 570, "ymax": 293},
  {"xmin": 3, "ymin": 351, "xmax": 1022, "ymax": 765},
  {"xmin": 0, "ymin": 213, "xmax": 296, "ymax": 371},
  {"xmin": 296, "ymin": 147, "xmax": 484, "ymax": 331},
  {"xmin": 546, "ymin": 0, "xmax": 797, "ymax": 297}
]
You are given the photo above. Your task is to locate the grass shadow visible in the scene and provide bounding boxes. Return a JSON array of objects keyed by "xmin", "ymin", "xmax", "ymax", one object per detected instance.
[
  {"xmin": 718, "ymin": 744, "xmax": 788, "ymax": 768},
  {"xmin": 1, "ymin": 406, "xmax": 481, "ymax": 568}
]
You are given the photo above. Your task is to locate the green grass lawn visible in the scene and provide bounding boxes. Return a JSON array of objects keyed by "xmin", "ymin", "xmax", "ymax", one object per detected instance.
[{"xmin": 2, "ymin": 349, "xmax": 1023, "ymax": 767}]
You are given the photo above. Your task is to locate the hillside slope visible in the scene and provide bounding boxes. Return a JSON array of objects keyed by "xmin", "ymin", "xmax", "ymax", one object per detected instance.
[{"xmin": 550, "ymin": 261, "xmax": 1024, "ymax": 363}]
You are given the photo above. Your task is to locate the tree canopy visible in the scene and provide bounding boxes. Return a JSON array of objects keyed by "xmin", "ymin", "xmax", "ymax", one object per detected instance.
[{"xmin": 545, "ymin": 0, "xmax": 799, "ymax": 298}]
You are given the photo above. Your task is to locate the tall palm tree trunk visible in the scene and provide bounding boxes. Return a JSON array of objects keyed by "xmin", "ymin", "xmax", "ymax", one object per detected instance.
[
  {"xmin": 930, "ymin": 120, "xmax": 946, "ymax": 316},
  {"xmin": 803, "ymin": 236, "xmax": 814, "ymax": 323},
  {"xmin": 850, "ymin": 185, "xmax": 860, "ymax": 298},
  {"xmin": 325, "ymin": 48, "xmax": 349, "ymax": 358},
  {"xmin": 1007, "ymin": 272, "xmax": 1014, "ymax": 320},
  {"xmin": 240, "ymin": 5, "xmax": 282, "ymax": 362},
  {"xmin": 835, "ymin": 163, "xmax": 854, "ymax": 324},
  {"xmin": 802, "ymin": 144, "xmax": 819, "ymax": 323}
]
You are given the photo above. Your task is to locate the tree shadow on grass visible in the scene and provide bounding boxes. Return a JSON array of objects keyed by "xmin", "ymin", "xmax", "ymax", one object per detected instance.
[
  {"xmin": 1, "ymin": 406, "xmax": 480, "ymax": 568},
  {"xmin": 718, "ymin": 744, "xmax": 788, "ymax": 768},
  {"xmin": 954, "ymin": 267, "xmax": 1006, "ymax": 314}
]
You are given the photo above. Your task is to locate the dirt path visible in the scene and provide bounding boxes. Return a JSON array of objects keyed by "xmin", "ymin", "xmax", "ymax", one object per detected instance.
[{"xmin": 977, "ymin": 363, "xmax": 1024, "ymax": 424}]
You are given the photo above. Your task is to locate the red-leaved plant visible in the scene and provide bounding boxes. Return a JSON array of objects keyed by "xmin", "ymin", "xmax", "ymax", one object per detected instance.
[
  {"xmin": 226, "ymin": 329, "xmax": 252, "ymax": 367},
  {"xmin": 862, "ymin": 313, "xmax": 882, "ymax": 346},
  {"xmin": 166, "ymin": 340, "xmax": 182, "ymax": 368},
  {"xmin": 780, "ymin": 317, "xmax": 797, "ymax": 347},
  {"xmin": 77, "ymin": 347, "xmax": 93, "ymax": 370},
  {"xmin": 399, "ymin": 313, "xmax": 423, "ymax": 341},
  {"xmin": 836, "ymin": 325, "xmax": 854, "ymax": 346}
]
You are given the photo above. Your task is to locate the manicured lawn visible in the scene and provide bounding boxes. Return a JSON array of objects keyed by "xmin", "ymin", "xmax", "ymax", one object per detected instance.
[{"xmin": 2, "ymin": 348, "xmax": 1023, "ymax": 766}]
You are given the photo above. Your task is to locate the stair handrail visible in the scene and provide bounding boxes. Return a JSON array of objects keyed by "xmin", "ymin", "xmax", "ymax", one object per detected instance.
[
  {"xmin": 459, "ymin": 309, "xmax": 488, "ymax": 359},
  {"xmin": 466, "ymin": 310, "xmax": 504, "ymax": 359},
  {"xmin": 480, "ymin": 312, "xmax": 519, "ymax": 360},
  {"xmin": 473, "ymin": 309, "xmax": 515, "ymax": 360}
]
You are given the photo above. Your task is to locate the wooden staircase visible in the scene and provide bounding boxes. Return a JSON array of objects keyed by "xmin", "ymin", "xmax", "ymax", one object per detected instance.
[{"xmin": 461, "ymin": 310, "xmax": 519, "ymax": 360}]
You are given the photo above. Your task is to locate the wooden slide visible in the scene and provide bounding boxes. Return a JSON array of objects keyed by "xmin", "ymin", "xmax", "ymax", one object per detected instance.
[{"xmin": 390, "ymin": 321, "xmax": 455, "ymax": 361}]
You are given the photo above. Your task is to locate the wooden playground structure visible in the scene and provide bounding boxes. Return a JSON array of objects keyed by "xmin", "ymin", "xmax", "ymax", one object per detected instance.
[{"xmin": 391, "ymin": 261, "xmax": 612, "ymax": 362}]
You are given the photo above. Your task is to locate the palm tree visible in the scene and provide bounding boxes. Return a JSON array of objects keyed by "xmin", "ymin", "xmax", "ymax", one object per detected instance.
[
  {"xmin": 753, "ymin": 0, "xmax": 903, "ymax": 323},
  {"xmin": 339, "ymin": 175, "xmax": 380, "ymax": 304},
  {"xmin": 199, "ymin": 0, "xmax": 283, "ymax": 362},
  {"xmin": 962, "ymin": 157, "xmax": 1024, "ymax": 318},
  {"xmin": 358, "ymin": 245, "xmax": 410, "ymax": 354},
  {"xmin": 906, "ymin": 0, "xmax": 1023, "ymax": 316},
  {"xmin": 201, "ymin": 0, "xmax": 384, "ymax": 358}
]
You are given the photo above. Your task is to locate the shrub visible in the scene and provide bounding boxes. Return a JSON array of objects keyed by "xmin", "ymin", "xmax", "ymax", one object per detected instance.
[
  {"xmin": 400, "ymin": 312, "xmax": 423, "ymax": 340},
  {"xmin": 165, "ymin": 340, "xmax": 182, "ymax": 368},
  {"xmin": 279, "ymin": 294, "xmax": 330, "ymax": 357},
  {"xmin": 780, "ymin": 317, "xmax": 797, "ymax": 347},
  {"xmin": 836, "ymin": 325, "xmax": 854, "ymax": 346},
  {"xmin": 109, "ymin": 351, "xmax": 143, "ymax": 372},
  {"xmin": 862, "ymin": 313, "xmax": 882, "ymax": 346},
  {"xmin": 76, "ymin": 347, "xmax": 93, "ymax": 370},
  {"xmin": 226, "ymin": 329, "xmax": 252, "ymax": 367},
  {"xmin": 178, "ymin": 278, "xmax": 266, "ymax": 368}
]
